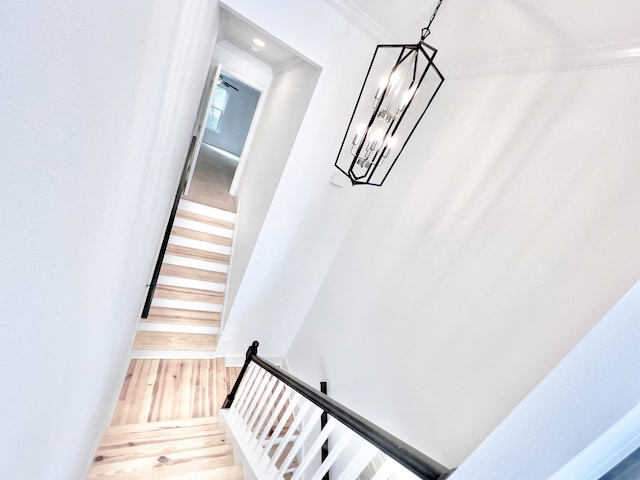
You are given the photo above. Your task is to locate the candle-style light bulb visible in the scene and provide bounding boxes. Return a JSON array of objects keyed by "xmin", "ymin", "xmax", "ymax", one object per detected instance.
[
  {"xmin": 352, "ymin": 124, "xmax": 366, "ymax": 145},
  {"xmin": 368, "ymin": 128, "xmax": 384, "ymax": 151},
  {"xmin": 399, "ymin": 87, "xmax": 416, "ymax": 112},
  {"xmin": 374, "ymin": 77, "xmax": 389, "ymax": 100},
  {"xmin": 382, "ymin": 136, "xmax": 396, "ymax": 157},
  {"xmin": 388, "ymin": 71, "xmax": 401, "ymax": 91}
]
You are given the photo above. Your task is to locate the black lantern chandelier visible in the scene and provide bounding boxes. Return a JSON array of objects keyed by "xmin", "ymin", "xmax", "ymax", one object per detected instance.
[{"xmin": 334, "ymin": 0, "xmax": 445, "ymax": 186}]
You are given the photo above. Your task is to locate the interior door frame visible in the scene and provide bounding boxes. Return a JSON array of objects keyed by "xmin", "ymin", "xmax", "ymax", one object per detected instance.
[
  {"xmin": 220, "ymin": 66, "xmax": 269, "ymax": 197},
  {"xmin": 184, "ymin": 61, "xmax": 222, "ymax": 196}
]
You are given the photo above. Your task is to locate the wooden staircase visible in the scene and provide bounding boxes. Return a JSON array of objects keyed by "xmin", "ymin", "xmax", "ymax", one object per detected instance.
[
  {"xmin": 87, "ymin": 416, "xmax": 243, "ymax": 479},
  {"xmin": 88, "ymin": 359, "xmax": 243, "ymax": 479},
  {"xmin": 133, "ymin": 199, "xmax": 236, "ymax": 355}
]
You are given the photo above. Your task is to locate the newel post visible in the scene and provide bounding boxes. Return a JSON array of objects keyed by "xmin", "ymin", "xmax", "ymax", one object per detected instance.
[{"xmin": 222, "ymin": 341, "xmax": 259, "ymax": 409}]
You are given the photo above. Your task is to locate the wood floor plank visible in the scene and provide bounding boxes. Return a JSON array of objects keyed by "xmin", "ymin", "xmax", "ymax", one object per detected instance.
[
  {"xmin": 164, "ymin": 360, "xmax": 180, "ymax": 420},
  {"xmin": 125, "ymin": 360, "xmax": 147, "ymax": 423},
  {"xmin": 160, "ymin": 263, "xmax": 227, "ymax": 284},
  {"xmin": 209, "ymin": 360, "xmax": 218, "ymax": 417},
  {"xmin": 154, "ymin": 284, "xmax": 224, "ymax": 304},
  {"xmin": 171, "ymin": 226, "xmax": 232, "ymax": 247},
  {"xmin": 108, "ymin": 361, "xmax": 234, "ymax": 429},
  {"xmin": 111, "ymin": 361, "xmax": 136, "ymax": 426},
  {"xmin": 99, "ymin": 425, "xmax": 223, "ymax": 450},
  {"xmin": 193, "ymin": 360, "xmax": 210, "ymax": 419},
  {"xmin": 104, "ymin": 417, "xmax": 218, "ymax": 436},
  {"xmin": 133, "ymin": 332, "xmax": 217, "ymax": 352},
  {"xmin": 166, "ymin": 244, "xmax": 230, "ymax": 264},
  {"xmin": 88, "ymin": 445, "xmax": 234, "ymax": 479},
  {"xmin": 94, "ymin": 360, "xmax": 246, "ymax": 479},
  {"xmin": 117, "ymin": 360, "xmax": 141, "ymax": 425},
  {"xmin": 145, "ymin": 307, "xmax": 220, "ymax": 328},
  {"xmin": 215, "ymin": 358, "xmax": 227, "ymax": 413},
  {"xmin": 147, "ymin": 360, "xmax": 169, "ymax": 423},
  {"xmin": 200, "ymin": 360, "xmax": 208, "ymax": 419},
  {"xmin": 180, "ymin": 360, "xmax": 194, "ymax": 420},
  {"xmin": 96, "ymin": 432, "xmax": 228, "ymax": 460},
  {"xmin": 176, "ymin": 209, "xmax": 235, "ymax": 231},
  {"xmin": 226, "ymin": 367, "xmax": 241, "ymax": 394},
  {"xmin": 209, "ymin": 360, "xmax": 217, "ymax": 418}
]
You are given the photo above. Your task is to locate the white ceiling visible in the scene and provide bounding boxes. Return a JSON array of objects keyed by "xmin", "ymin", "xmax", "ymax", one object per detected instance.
[
  {"xmin": 219, "ymin": 8, "xmax": 300, "ymax": 69},
  {"xmin": 348, "ymin": 0, "xmax": 640, "ymax": 65},
  {"xmin": 220, "ymin": 0, "xmax": 640, "ymax": 73}
]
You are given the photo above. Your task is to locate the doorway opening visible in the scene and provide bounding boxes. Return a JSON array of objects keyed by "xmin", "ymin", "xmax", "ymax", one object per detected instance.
[{"xmin": 187, "ymin": 73, "xmax": 261, "ymax": 212}]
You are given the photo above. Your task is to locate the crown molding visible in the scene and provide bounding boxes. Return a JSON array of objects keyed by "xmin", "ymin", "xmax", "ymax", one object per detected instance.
[
  {"xmin": 321, "ymin": 1, "xmax": 640, "ymax": 78},
  {"xmin": 216, "ymin": 40, "xmax": 273, "ymax": 75},
  {"xmin": 321, "ymin": 0, "xmax": 397, "ymax": 44},
  {"xmin": 442, "ymin": 39, "xmax": 640, "ymax": 79},
  {"xmin": 273, "ymin": 56, "xmax": 307, "ymax": 74}
]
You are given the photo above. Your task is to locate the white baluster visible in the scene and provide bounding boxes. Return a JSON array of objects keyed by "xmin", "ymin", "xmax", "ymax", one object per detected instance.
[
  {"xmin": 239, "ymin": 370, "xmax": 271, "ymax": 444},
  {"xmin": 290, "ymin": 417, "xmax": 349, "ymax": 480},
  {"xmin": 259, "ymin": 392, "xmax": 303, "ymax": 464},
  {"xmin": 252, "ymin": 381, "xmax": 287, "ymax": 448},
  {"xmin": 254, "ymin": 384, "xmax": 293, "ymax": 455},
  {"xmin": 275, "ymin": 408, "xmax": 323, "ymax": 478},
  {"xmin": 233, "ymin": 363, "xmax": 257, "ymax": 404},
  {"xmin": 247, "ymin": 374, "xmax": 278, "ymax": 435},
  {"xmin": 369, "ymin": 456, "xmax": 396, "ymax": 480},
  {"xmin": 388, "ymin": 458, "xmax": 423, "ymax": 480},
  {"xmin": 333, "ymin": 441, "xmax": 378, "ymax": 480},
  {"xmin": 238, "ymin": 368, "xmax": 267, "ymax": 421},
  {"xmin": 267, "ymin": 400, "xmax": 317, "ymax": 472},
  {"xmin": 231, "ymin": 363, "xmax": 259, "ymax": 420}
]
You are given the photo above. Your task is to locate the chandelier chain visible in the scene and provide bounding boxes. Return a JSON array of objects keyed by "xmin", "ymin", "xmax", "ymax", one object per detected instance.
[{"xmin": 421, "ymin": 0, "xmax": 444, "ymax": 40}]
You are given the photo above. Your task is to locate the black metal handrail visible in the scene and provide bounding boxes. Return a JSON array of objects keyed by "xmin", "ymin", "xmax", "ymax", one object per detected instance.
[
  {"xmin": 141, "ymin": 136, "xmax": 197, "ymax": 318},
  {"xmin": 223, "ymin": 341, "xmax": 456, "ymax": 480}
]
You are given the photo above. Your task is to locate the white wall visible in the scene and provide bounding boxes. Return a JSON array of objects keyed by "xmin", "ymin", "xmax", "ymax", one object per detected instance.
[
  {"xmin": 284, "ymin": 62, "xmax": 640, "ymax": 467},
  {"xmin": 218, "ymin": 0, "xmax": 374, "ymax": 360},
  {"xmin": 214, "ymin": 40, "xmax": 273, "ymax": 92},
  {"xmin": 214, "ymin": 0, "xmax": 640, "ymax": 471},
  {"xmin": 220, "ymin": 59, "xmax": 320, "ymax": 358},
  {"xmin": 0, "ymin": 1, "xmax": 219, "ymax": 478},
  {"xmin": 451, "ymin": 280, "xmax": 640, "ymax": 480}
]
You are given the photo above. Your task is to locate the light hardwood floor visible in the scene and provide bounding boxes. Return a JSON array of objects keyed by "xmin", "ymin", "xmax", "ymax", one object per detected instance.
[
  {"xmin": 110, "ymin": 359, "xmax": 241, "ymax": 426},
  {"xmin": 132, "ymin": 331, "xmax": 218, "ymax": 352},
  {"xmin": 88, "ymin": 359, "xmax": 243, "ymax": 479},
  {"xmin": 88, "ymin": 417, "xmax": 242, "ymax": 479}
]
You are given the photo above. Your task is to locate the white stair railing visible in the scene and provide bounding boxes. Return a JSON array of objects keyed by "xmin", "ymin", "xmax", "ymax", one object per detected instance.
[{"xmin": 220, "ymin": 341, "xmax": 454, "ymax": 480}]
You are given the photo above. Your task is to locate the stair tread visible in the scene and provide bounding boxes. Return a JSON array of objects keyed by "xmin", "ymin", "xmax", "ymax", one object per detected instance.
[
  {"xmin": 145, "ymin": 307, "xmax": 221, "ymax": 327},
  {"xmin": 95, "ymin": 437, "xmax": 230, "ymax": 463},
  {"xmin": 133, "ymin": 331, "xmax": 217, "ymax": 351},
  {"xmin": 88, "ymin": 448, "xmax": 234, "ymax": 479},
  {"xmin": 166, "ymin": 244, "xmax": 230, "ymax": 264},
  {"xmin": 160, "ymin": 264, "xmax": 227, "ymax": 284},
  {"xmin": 101, "ymin": 424, "xmax": 224, "ymax": 446},
  {"xmin": 93, "ymin": 411, "xmax": 242, "ymax": 476},
  {"xmin": 105, "ymin": 417, "xmax": 219, "ymax": 435},
  {"xmin": 179, "ymin": 197, "xmax": 237, "ymax": 221},
  {"xmin": 154, "ymin": 284, "xmax": 224, "ymax": 304},
  {"xmin": 172, "ymin": 225, "xmax": 233, "ymax": 247},
  {"xmin": 176, "ymin": 209, "xmax": 235, "ymax": 231},
  {"xmin": 168, "ymin": 464, "xmax": 244, "ymax": 480}
]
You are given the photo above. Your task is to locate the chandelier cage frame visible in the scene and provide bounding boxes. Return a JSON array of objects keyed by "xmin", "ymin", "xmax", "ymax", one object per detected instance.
[{"xmin": 334, "ymin": 39, "xmax": 445, "ymax": 186}]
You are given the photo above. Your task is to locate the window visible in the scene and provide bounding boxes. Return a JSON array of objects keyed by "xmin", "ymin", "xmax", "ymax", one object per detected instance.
[{"xmin": 206, "ymin": 85, "xmax": 229, "ymax": 132}]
